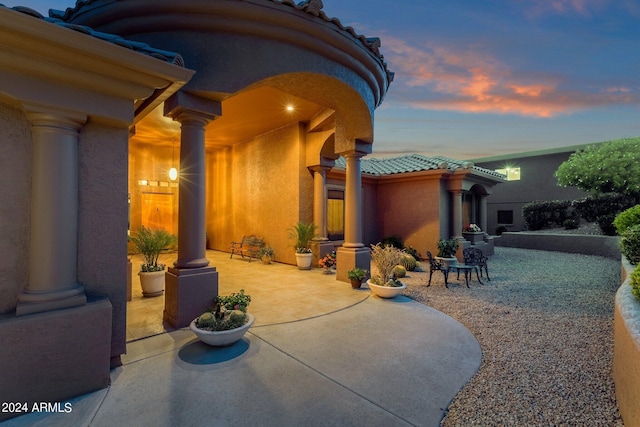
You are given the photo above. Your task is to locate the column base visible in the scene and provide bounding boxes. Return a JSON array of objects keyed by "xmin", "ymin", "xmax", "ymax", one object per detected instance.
[
  {"xmin": 16, "ymin": 285, "xmax": 86, "ymax": 316},
  {"xmin": 164, "ymin": 266, "xmax": 218, "ymax": 328},
  {"xmin": 336, "ymin": 246, "xmax": 371, "ymax": 283},
  {"xmin": 311, "ymin": 240, "xmax": 336, "ymax": 267},
  {"xmin": 0, "ymin": 298, "xmax": 112, "ymax": 422}
]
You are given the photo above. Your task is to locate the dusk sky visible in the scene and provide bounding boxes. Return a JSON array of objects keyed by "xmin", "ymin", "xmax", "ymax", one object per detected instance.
[{"xmin": 4, "ymin": 0, "xmax": 640, "ymax": 159}]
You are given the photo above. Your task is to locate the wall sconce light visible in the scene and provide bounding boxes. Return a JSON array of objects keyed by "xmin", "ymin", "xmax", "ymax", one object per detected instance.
[{"xmin": 169, "ymin": 138, "xmax": 178, "ymax": 181}]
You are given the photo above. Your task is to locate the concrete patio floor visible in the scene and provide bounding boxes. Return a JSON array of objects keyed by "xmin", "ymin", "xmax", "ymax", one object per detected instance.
[{"xmin": 3, "ymin": 251, "xmax": 482, "ymax": 427}]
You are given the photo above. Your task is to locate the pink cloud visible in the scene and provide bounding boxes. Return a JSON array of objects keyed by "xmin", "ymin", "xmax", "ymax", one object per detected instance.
[{"xmin": 381, "ymin": 35, "xmax": 638, "ymax": 118}]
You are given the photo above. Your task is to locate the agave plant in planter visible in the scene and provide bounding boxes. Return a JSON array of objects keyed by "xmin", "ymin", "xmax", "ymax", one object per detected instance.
[
  {"xmin": 367, "ymin": 243, "xmax": 406, "ymax": 298},
  {"xmin": 190, "ymin": 290, "xmax": 254, "ymax": 346},
  {"xmin": 288, "ymin": 222, "xmax": 317, "ymax": 270},
  {"xmin": 129, "ymin": 226, "xmax": 176, "ymax": 297}
]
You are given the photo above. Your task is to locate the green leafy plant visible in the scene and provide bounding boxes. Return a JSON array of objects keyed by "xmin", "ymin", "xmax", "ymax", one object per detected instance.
[
  {"xmin": 380, "ymin": 236, "xmax": 404, "ymax": 249},
  {"xmin": 436, "ymin": 238, "xmax": 459, "ymax": 258},
  {"xmin": 404, "ymin": 246, "xmax": 420, "ymax": 261},
  {"xmin": 195, "ymin": 290, "xmax": 251, "ymax": 331},
  {"xmin": 556, "ymin": 137, "xmax": 640, "ymax": 199},
  {"xmin": 129, "ymin": 226, "xmax": 176, "ymax": 272},
  {"xmin": 288, "ymin": 222, "xmax": 317, "ymax": 253},
  {"xmin": 347, "ymin": 267, "xmax": 368, "ymax": 281},
  {"xmin": 614, "ymin": 205, "xmax": 640, "ymax": 235},
  {"xmin": 370, "ymin": 243, "xmax": 405, "ymax": 286},
  {"xmin": 258, "ymin": 246, "xmax": 274, "ymax": 258},
  {"xmin": 620, "ymin": 225, "xmax": 640, "ymax": 265},
  {"xmin": 630, "ymin": 268, "xmax": 640, "ymax": 300}
]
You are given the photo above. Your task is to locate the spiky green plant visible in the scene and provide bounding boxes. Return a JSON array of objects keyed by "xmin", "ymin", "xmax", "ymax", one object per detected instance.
[
  {"xmin": 288, "ymin": 222, "xmax": 317, "ymax": 253},
  {"xmin": 400, "ymin": 253, "xmax": 417, "ymax": 271},
  {"xmin": 129, "ymin": 226, "xmax": 176, "ymax": 272}
]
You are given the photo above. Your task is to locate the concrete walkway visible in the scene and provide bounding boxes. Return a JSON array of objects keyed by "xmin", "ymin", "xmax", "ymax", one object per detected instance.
[{"xmin": 4, "ymin": 257, "xmax": 482, "ymax": 427}]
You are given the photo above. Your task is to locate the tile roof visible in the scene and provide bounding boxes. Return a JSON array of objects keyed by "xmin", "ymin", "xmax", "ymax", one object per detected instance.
[
  {"xmin": 1, "ymin": 5, "xmax": 185, "ymax": 66},
  {"xmin": 46, "ymin": 0, "xmax": 392, "ymax": 82},
  {"xmin": 335, "ymin": 154, "xmax": 506, "ymax": 179}
]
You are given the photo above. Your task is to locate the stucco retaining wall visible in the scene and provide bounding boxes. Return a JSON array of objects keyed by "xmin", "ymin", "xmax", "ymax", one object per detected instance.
[
  {"xmin": 613, "ymin": 258, "xmax": 640, "ymax": 427},
  {"xmin": 496, "ymin": 232, "xmax": 620, "ymax": 259}
]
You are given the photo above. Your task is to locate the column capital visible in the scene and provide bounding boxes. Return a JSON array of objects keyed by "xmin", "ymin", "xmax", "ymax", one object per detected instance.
[
  {"xmin": 164, "ymin": 91, "xmax": 221, "ymax": 125},
  {"xmin": 23, "ymin": 102, "xmax": 87, "ymax": 131},
  {"xmin": 308, "ymin": 164, "xmax": 332, "ymax": 174}
]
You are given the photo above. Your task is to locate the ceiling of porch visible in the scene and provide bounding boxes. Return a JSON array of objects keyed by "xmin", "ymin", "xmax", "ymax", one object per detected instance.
[{"xmin": 131, "ymin": 85, "xmax": 326, "ymax": 148}]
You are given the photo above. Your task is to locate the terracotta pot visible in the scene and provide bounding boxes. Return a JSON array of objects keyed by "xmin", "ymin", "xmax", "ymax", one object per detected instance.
[{"xmin": 350, "ymin": 279, "xmax": 362, "ymax": 289}]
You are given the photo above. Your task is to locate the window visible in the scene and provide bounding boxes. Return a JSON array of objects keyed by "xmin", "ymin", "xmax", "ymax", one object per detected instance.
[
  {"xmin": 495, "ymin": 167, "xmax": 521, "ymax": 181},
  {"xmin": 327, "ymin": 189, "xmax": 344, "ymax": 240},
  {"xmin": 497, "ymin": 210, "xmax": 514, "ymax": 225}
]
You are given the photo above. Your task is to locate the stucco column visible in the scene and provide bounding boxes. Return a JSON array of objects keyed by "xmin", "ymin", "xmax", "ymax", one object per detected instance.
[
  {"xmin": 17, "ymin": 110, "xmax": 87, "ymax": 316},
  {"xmin": 452, "ymin": 190, "xmax": 463, "ymax": 239},
  {"xmin": 163, "ymin": 93, "xmax": 220, "ymax": 328},
  {"xmin": 343, "ymin": 152, "xmax": 365, "ymax": 248},
  {"xmin": 336, "ymin": 150, "xmax": 369, "ymax": 283},
  {"xmin": 479, "ymin": 195, "xmax": 488, "ymax": 234},
  {"xmin": 311, "ymin": 166, "xmax": 330, "ymax": 241},
  {"xmin": 172, "ymin": 110, "xmax": 212, "ymax": 268}
]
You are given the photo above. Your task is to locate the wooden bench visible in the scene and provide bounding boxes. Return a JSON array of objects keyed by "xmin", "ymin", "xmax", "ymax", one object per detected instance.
[{"xmin": 229, "ymin": 235, "xmax": 264, "ymax": 262}]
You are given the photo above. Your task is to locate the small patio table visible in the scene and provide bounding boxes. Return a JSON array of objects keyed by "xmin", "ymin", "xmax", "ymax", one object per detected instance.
[{"xmin": 451, "ymin": 263, "xmax": 483, "ymax": 288}]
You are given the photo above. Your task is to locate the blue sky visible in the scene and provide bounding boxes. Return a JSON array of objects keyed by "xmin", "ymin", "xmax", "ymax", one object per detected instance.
[{"xmin": 5, "ymin": 0, "xmax": 640, "ymax": 159}]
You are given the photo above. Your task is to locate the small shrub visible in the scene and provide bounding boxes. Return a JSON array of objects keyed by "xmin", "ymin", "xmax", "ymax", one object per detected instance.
[
  {"xmin": 574, "ymin": 193, "xmax": 636, "ymax": 222},
  {"xmin": 614, "ymin": 205, "xmax": 640, "ymax": 235},
  {"xmin": 563, "ymin": 218, "xmax": 579, "ymax": 230},
  {"xmin": 522, "ymin": 200, "xmax": 572, "ymax": 230},
  {"xmin": 380, "ymin": 236, "xmax": 404, "ymax": 249},
  {"xmin": 630, "ymin": 268, "xmax": 640, "ymax": 300},
  {"xmin": 597, "ymin": 213, "xmax": 618, "ymax": 236},
  {"xmin": 620, "ymin": 225, "xmax": 640, "ymax": 265},
  {"xmin": 405, "ymin": 246, "xmax": 420, "ymax": 261},
  {"xmin": 393, "ymin": 265, "xmax": 407, "ymax": 278},
  {"xmin": 495, "ymin": 225, "xmax": 507, "ymax": 236}
]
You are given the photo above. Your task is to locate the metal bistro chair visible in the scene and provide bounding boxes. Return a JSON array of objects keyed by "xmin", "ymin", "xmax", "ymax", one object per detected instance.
[
  {"xmin": 462, "ymin": 247, "xmax": 490, "ymax": 281},
  {"xmin": 426, "ymin": 251, "xmax": 450, "ymax": 288}
]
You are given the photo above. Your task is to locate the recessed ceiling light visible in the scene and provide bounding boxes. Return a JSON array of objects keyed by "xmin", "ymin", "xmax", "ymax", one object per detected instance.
[{"xmin": 286, "ymin": 105, "xmax": 295, "ymax": 112}]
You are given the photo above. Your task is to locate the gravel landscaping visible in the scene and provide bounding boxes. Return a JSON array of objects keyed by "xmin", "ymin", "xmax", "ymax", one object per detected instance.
[{"xmin": 402, "ymin": 246, "xmax": 624, "ymax": 426}]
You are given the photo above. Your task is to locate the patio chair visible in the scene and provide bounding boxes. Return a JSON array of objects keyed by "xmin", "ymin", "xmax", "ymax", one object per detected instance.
[
  {"xmin": 426, "ymin": 251, "xmax": 449, "ymax": 288},
  {"xmin": 462, "ymin": 247, "xmax": 490, "ymax": 280}
]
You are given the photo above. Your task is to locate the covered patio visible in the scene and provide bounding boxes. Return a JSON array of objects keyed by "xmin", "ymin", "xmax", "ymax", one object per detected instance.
[{"xmin": 127, "ymin": 250, "xmax": 370, "ymax": 341}]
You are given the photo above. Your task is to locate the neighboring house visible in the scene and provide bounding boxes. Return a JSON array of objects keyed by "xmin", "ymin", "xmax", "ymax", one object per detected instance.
[
  {"xmin": 331, "ymin": 154, "xmax": 506, "ymax": 257},
  {"xmin": 471, "ymin": 144, "xmax": 596, "ymax": 233},
  {"xmin": 0, "ymin": 0, "xmax": 392, "ymax": 419}
]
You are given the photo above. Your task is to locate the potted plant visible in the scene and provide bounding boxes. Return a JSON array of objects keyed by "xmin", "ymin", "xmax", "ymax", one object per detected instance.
[
  {"xmin": 129, "ymin": 226, "xmax": 176, "ymax": 297},
  {"xmin": 258, "ymin": 246, "xmax": 275, "ymax": 264},
  {"xmin": 367, "ymin": 243, "xmax": 406, "ymax": 298},
  {"xmin": 436, "ymin": 238, "xmax": 459, "ymax": 269},
  {"xmin": 347, "ymin": 267, "xmax": 368, "ymax": 289},
  {"xmin": 462, "ymin": 224, "xmax": 484, "ymax": 244},
  {"xmin": 190, "ymin": 289, "xmax": 254, "ymax": 346},
  {"xmin": 288, "ymin": 222, "xmax": 317, "ymax": 269},
  {"xmin": 319, "ymin": 251, "xmax": 336, "ymax": 274}
]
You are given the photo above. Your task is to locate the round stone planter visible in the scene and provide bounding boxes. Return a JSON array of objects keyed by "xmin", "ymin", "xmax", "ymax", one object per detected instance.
[
  {"xmin": 367, "ymin": 279, "xmax": 406, "ymax": 299},
  {"xmin": 138, "ymin": 270, "xmax": 165, "ymax": 297},
  {"xmin": 295, "ymin": 252, "xmax": 313, "ymax": 270},
  {"xmin": 435, "ymin": 256, "xmax": 458, "ymax": 270},
  {"xmin": 463, "ymin": 232, "xmax": 485, "ymax": 244},
  {"xmin": 190, "ymin": 313, "xmax": 255, "ymax": 346}
]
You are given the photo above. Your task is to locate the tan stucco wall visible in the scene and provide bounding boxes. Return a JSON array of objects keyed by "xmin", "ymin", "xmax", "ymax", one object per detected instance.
[
  {"xmin": 0, "ymin": 102, "xmax": 31, "ymax": 314},
  {"xmin": 376, "ymin": 175, "xmax": 443, "ymax": 257},
  {"xmin": 77, "ymin": 122, "xmax": 129, "ymax": 359},
  {"xmin": 207, "ymin": 123, "xmax": 313, "ymax": 265},
  {"xmin": 613, "ymin": 259, "xmax": 640, "ymax": 427}
]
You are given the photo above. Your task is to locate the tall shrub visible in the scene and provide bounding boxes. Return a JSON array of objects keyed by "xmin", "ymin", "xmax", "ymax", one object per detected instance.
[{"xmin": 614, "ymin": 205, "xmax": 640, "ymax": 235}]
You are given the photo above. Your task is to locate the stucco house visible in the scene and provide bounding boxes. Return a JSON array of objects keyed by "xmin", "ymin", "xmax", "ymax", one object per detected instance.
[
  {"xmin": 0, "ymin": 0, "xmax": 393, "ymax": 418},
  {"xmin": 471, "ymin": 144, "xmax": 598, "ymax": 233}
]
